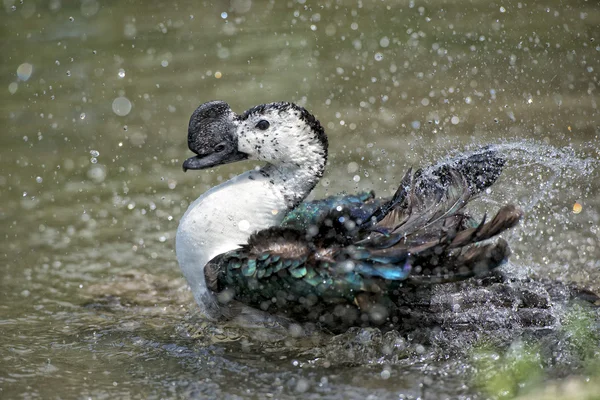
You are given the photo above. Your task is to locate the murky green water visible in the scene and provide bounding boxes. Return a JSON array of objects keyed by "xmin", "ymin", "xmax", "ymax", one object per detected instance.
[{"xmin": 1, "ymin": 0, "xmax": 599, "ymax": 398}]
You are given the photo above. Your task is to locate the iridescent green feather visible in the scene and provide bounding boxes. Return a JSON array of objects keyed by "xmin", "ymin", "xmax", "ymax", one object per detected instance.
[{"xmin": 282, "ymin": 192, "xmax": 381, "ymax": 230}]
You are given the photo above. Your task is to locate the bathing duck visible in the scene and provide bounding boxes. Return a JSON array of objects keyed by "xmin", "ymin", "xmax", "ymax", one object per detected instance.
[{"xmin": 176, "ymin": 101, "xmax": 523, "ymax": 330}]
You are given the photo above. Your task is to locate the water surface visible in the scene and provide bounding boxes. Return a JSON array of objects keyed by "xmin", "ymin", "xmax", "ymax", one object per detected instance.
[{"xmin": 1, "ymin": 0, "xmax": 599, "ymax": 398}]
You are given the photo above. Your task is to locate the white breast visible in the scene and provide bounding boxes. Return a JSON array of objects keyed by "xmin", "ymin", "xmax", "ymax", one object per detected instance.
[{"xmin": 176, "ymin": 170, "xmax": 288, "ymax": 317}]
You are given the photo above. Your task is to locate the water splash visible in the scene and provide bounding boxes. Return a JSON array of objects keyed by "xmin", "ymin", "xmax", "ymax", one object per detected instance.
[
  {"xmin": 455, "ymin": 140, "xmax": 600, "ymax": 285},
  {"xmin": 485, "ymin": 141, "xmax": 596, "ymax": 213}
]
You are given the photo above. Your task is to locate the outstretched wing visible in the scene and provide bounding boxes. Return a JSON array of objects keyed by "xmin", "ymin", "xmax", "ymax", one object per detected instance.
[{"xmin": 204, "ymin": 149, "xmax": 522, "ymax": 324}]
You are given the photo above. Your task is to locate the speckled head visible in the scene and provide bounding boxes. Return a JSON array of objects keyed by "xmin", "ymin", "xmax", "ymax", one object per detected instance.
[
  {"xmin": 183, "ymin": 101, "xmax": 248, "ymax": 171},
  {"xmin": 233, "ymin": 102, "xmax": 328, "ymax": 171},
  {"xmin": 237, "ymin": 102, "xmax": 327, "ymax": 153},
  {"xmin": 184, "ymin": 101, "xmax": 328, "ymax": 175}
]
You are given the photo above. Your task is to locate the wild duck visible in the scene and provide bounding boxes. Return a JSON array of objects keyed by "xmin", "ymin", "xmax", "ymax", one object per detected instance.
[{"xmin": 176, "ymin": 101, "xmax": 523, "ymax": 331}]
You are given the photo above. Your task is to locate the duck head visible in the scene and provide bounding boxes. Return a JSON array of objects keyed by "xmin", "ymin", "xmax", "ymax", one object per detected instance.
[
  {"xmin": 183, "ymin": 101, "xmax": 247, "ymax": 171},
  {"xmin": 184, "ymin": 101, "xmax": 327, "ymax": 171}
]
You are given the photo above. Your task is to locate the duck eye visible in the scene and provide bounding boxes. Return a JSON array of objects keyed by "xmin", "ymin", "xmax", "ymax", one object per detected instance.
[
  {"xmin": 256, "ymin": 120, "xmax": 270, "ymax": 130},
  {"xmin": 214, "ymin": 144, "xmax": 226, "ymax": 153}
]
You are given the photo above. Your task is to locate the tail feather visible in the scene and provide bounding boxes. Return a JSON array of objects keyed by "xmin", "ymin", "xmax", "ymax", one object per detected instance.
[
  {"xmin": 348, "ymin": 204, "xmax": 522, "ymax": 284},
  {"xmin": 448, "ymin": 204, "xmax": 523, "ymax": 248},
  {"xmin": 409, "ymin": 239, "xmax": 511, "ymax": 284}
]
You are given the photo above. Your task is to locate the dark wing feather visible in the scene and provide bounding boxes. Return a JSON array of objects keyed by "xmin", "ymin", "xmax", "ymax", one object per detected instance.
[
  {"xmin": 205, "ymin": 148, "xmax": 522, "ymax": 327},
  {"xmin": 206, "ymin": 226, "xmax": 409, "ymax": 301}
]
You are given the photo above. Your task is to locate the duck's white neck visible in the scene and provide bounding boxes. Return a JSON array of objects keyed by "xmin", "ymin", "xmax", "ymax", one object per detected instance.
[{"xmin": 176, "ymin": 156, "xmax": 325, "ymax": 318}]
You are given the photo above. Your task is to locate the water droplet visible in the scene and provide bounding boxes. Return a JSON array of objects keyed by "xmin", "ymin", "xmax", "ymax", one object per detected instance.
[
  {"xmin": 221, "ymin": 12, "xmax": 228, "ymax": 19},
  {"xmin": 81, "ymin": 0, "xmax": 100, "ymax": 17},
  {"xmin": 217, "ymin": 47, "xmax": 230, "ymax": 59},
  {"xmin": 238, "ymin": 220, "xmax": 250, "ymax": 232},
  {"xmin": 80, "ymin": 113, "xmax": 86, "ymax": 120},
  {"xmin": 69, "ymin": 16, "xmax": 74, "ymax": 22},
  {"xmin": 295, "ymin": 378, "xmax": 309, "ymax": 393},
  {"xmin": 16, "ymin": 63, "xmax": 33, "ymax": 81},
  {"xmin": 500, "ymin": 6, "xmax": 506, "ymax": 12},
  {"xmin": 87, "ymin": 165, "xmax": 106, "ymax": 182},
  {"xmin": 451, "ymin": 116, "xmax": 460, "ymax": 124},
  {"xmin": 124, "ymin": 22, "xmax": 137, "ymax": 38},
  {"xmin": 90, "ymin": 150, "xmax": 100, "ymax": 157},
  {"xmin": 35, "ymin": 176, "xmax": 43, "ymax": 183},
  {"xmin": 118, "ymin": 69, "xmax": 125, "ymax": 78},
  {"xmin": 112, "ymin": 97, "xmax": 132, "ymax": 116},
  {"xmin": 347, "ymin": 162, "xmax": 358, "ymax": 173}
]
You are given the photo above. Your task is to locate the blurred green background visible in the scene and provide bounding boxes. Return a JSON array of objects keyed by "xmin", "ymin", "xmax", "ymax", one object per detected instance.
[{"xmin": 1, "ymin": 0, "xmax": 599, "ymax": 398}]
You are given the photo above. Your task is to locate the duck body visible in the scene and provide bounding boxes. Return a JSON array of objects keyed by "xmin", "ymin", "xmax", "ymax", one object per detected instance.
[{"xmin": 176, "ymin": 101, "xmax": 523, "ymax": 331}]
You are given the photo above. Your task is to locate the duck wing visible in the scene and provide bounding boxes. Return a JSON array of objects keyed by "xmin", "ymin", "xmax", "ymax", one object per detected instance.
[
  {"xmin": 204, "ymin": 148, "xmax": 523, "ymax": 325},
  {"xmin": 353, "ymin": 148, "xmax": 522, "ymax": 283}
]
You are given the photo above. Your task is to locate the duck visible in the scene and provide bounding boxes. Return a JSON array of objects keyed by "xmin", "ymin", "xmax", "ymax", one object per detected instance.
[{"xmin": 176, "ymin": 101, "xmax": 523, "ymax": 332}]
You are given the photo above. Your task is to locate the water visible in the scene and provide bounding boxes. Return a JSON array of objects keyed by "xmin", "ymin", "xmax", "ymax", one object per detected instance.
[{"xmin": 1, "ymin": 0, "xmax": 599, "ymax": 398}]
